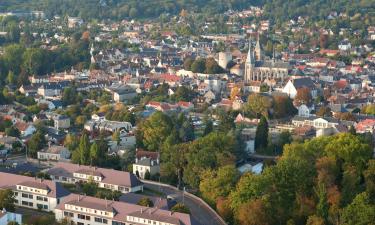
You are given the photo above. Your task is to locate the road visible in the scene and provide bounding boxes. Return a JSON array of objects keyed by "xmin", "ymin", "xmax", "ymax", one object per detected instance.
[{"xmin": 143, "ymin": 182, "xmax": 226, "ymax": 225}]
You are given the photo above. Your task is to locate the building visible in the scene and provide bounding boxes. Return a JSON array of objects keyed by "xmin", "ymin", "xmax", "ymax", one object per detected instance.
[
  {"xmin": 133, "ymin": 150, "xmax": 160, "ymax": 179},
  {"xmin": 54, "ymin": 115, "xmax": 70, "ymax": 129},
  {"xmin": 55, "ymin": 194, "xmax": 194, "ymax": 225},
  {"xmin": 0, "ymin": 172, "xmax": 70, "ymax": 212},
  {"xmin": 0, "ymin": 209, "xmax": 22, "ymax": 225},
  {"xmin": 282, "ymin": 77, "xmax": 317, "ymax": 99},
  {"xmin": 244, "ymin": 36, "xmax": 289, "ymax": 83},
  {"xmin": 47, "ymin": 162, "xmax": 143, "ymax": 193},
  {"xmin": 37, "ymin": 146, "xmax": 71, "ymax": 161},
  {"xmin": 84, "ymin": 120, "xmax": 133, "ymax": 133}
]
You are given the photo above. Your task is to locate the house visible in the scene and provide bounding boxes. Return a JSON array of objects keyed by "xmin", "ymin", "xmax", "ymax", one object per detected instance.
[
  {"xmin": 37, "ymin": 82, "xmax": 69, "ymax": 99},
  {"xmin": 84, "ymin": 120, "xmax": 133, "ymax": 133},
  {"xmin": 356, "ymin": 119, "xmax": 375, "ymax": 133},
  {"xmin": 282, "ymin": 77, "xmax": 317, "ymax": 99},
  {"xmin": 37, "ymin": 146, "xmax": 71, "ymax": 161},
  {"xmin": 107, "ymin": 84, "xmax": 137, "ymax": 103},
  {"xmin": 133, "ymin": 149, "xmax": 160, "ymax": 179},
  {"xmin": 47, "ymin": 162, "xmax": 143, "ymax": 193},
  {"xmin": 54, "ymin": 194, "xmax": 194, "ymax": 225},
  {"xmin": 0, "ymin": 172, "xmax": 70, "ymax": 212},
  {"xmin": 53, "ymin": 115, "xmax": 70, "ymax": 129},
  {"xmin": 292, "ymin": 116, "xmax": 339, "ymax": 129},
  {"xmin": 0, "ymin": 209, "xmax": 22, "ymax": 225},
  {"xmin": 298, "ymin": 104, "xmax": 313, "ymax": 117},
  {"xmin": 14, "ymin": 122, "xmax": 36, "ymax": 137},
  {"xmin": 338, "ymin": 39, "xmax": 351, "ymax": 51}
]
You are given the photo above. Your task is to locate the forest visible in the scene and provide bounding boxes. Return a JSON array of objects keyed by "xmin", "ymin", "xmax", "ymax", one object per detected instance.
[{"xmin": 1, "ymin": 0, "xmax": 374, "ymax": 22}]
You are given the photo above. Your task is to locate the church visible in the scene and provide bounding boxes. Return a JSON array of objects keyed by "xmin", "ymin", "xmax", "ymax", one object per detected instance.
[{"xmin": 244, "ymin": 36, "xmax": 290, "ymax": 83}]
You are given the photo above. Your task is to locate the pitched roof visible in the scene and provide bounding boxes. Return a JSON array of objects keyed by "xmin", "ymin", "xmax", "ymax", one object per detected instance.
[
  {"xmin": 0, "ymin": 172, "xmax": 70, "ymax": 198},
  {"xmin": 47, "ymin": 162, "xmax": 142, "ymax": 188},
  {"xmin": 56, "ymin": 194, "xmax": 195, "ymax": 225}
]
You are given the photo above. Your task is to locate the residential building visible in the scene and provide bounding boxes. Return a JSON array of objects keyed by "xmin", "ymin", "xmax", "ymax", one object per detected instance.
[
  {"xmin": 0, "ymin": 209, "xmax": 22, "ymax": 225},
  {"xmin": 55, "ymin": 194, "xmax": 194, "ymax": 225},
  {"xmin": 0, "ymin": 172, "xmax": 70, "ymax": 212},
  {"xmin": 47, "ymin": 162, "xmax": 143, "ymax": 193},
  {"xmin": 282, "ymin": 77, "xmax": 317, "ymax": 99},
  {"xmin": 133, "ymin": 150, "xmax": 160, "ymax": 179},
  {"xmin": 37, "ymin": 146, "xmax": 71, "ymax": 161},
  {"xmin": 54, "ymin": 115, "xmax": 70, "ymax": 129}
]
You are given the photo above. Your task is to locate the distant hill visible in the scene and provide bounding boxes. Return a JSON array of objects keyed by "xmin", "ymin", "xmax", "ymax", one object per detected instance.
[{"xmin": 1, "ymin": 0, "xmax": 374, "ymax": 22}]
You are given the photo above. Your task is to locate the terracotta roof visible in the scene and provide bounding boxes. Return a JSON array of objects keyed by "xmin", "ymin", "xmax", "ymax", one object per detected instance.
[{"xmin": 136, "ymin": 149, "xmax": 159, "ymax": 161}]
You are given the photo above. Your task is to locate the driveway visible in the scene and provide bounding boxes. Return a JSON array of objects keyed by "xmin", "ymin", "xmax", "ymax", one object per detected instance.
[{"xmin": 143, "ymin": 182, "xmax": 226, "ymax": 225}]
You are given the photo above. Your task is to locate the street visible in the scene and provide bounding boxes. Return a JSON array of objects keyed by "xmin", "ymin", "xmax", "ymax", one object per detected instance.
[{"xmin": 143, "ymin": 182, "xmax": 226, "ymax": 225}]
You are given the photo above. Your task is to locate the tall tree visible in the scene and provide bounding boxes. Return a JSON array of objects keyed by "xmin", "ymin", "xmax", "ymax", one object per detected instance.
[
  {"xmin": 247, "ymin": 94, "xmax": 271, "ymax": 118},
  {"xmin": 255, "ymin": 116, "xmax": 268, "ymax": 150},
  {"xmin": 0, "ymin": 189, "xmax": 15, "ymax": 212}
]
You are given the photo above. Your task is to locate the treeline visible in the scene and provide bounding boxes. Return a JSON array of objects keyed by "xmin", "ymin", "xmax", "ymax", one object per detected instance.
[
  {"xmin": 210, "ymin": 133, "xmax": 375, "ymax": 225},
  {"xmin": 0, "ymin": 39, "xmax": 90, "ymax": 87},
  {"xmin": 1, "ymin": 0, "xmax": 261, "ymax": 20}
]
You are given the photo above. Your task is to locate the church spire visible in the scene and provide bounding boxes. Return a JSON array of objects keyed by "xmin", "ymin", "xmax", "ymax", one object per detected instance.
[
  {"xmin": 255, "ymin": 32, "xmax": 262, "ymax": 61},
  {"xmin": 246, "ymin": 37, "xmax": 254, "ymax": 65}
]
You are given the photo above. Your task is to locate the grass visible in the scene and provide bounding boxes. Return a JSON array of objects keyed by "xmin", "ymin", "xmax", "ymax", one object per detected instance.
[{"xmin": 140, "ymin": 187, "xmax": 165, "ymax": 197}]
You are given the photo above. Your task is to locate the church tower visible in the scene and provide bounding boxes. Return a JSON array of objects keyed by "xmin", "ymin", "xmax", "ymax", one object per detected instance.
[
  {"xmin": 255, "ymin": 33, "xmax": 263, "ymax": 61},
  {"xmin": 244, "ymin": 39, "xmax": 255, "ymax": 82}
]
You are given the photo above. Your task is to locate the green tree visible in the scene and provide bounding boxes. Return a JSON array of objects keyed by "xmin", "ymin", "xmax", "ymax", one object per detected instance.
[
  {"xmin": 138, "ymin": 112, "xmax": 173, "ymax": 150},
  {"xmin": 183, "ymin": 57, "xmax": 193, "ymax": 71},
  {"xmin": 89, "ymin": 142, "xmax": 99, "ymax": 166},
  {"xmin": 247, "ymin": 94, "xmax": 271, "ymax": 118},
  {"xmin": 203, "ymin": 119, "xmax": 213, "ymax": 136},
  {"xmin": 22, "ymin": 48, "xmax": 46, "ymax": 76},
  {"xmin": 273, "ymin": 95, "xmax": 296, "ymax": 118},
  {"xmin": 0, "ymin": 189, "xmax": 15, "ymax": 212},
  {"xmin": 73, "ymin": 133, "xmax": 91, "ymax": 165},
  {"xmin": 191, "ymin": 58, "xmax": 206, "ymax": 73},
  {"xmin": 27, "ymin": 131, "xmax": 46, "ymax": 158},
  {"xmin": 255, "ymin": 116, "xmax": 268, "ymax": 150},
  {"xmin": 315, "ymin": 183, "xmax": 329, "ymax": 222},
  {"xmin": 199, "ymin": 165, "xmax": 239, "ymax": 205},
  {"xmin": 137, "ymin": 197, "xmax": 154, "ymax": 207},
  {"xmin": 341, "ymin": 192, "xmax": 375, "ymax": 225}
]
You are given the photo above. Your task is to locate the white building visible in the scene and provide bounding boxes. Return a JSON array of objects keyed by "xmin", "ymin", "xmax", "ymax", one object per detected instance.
[
  {"xmin": 0, "ymin": 172, "xmax": 70, "ymax": 212},
  {"xmin": 0, "ymin": 209, "xmax": 22, "ymax": 225},
  {"xmin": 55, "ymin": 194, "xmax": 193, "ymax": 225},
  {"xmin": 133, "ymin": 150, "xmax": 160, "ymax": 179},
  {"xmin": 47, "ymin": 162, "xmax": 143, "ymax": 193},
  {"xmin": 38, "ymin": 146, "xmax": 71, "ymax": 161}
]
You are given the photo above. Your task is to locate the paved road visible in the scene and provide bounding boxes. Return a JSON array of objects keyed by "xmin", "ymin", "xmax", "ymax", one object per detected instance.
[{"xmin": 143, "ymin": 182, "xmax": 226, "ymax": 225}]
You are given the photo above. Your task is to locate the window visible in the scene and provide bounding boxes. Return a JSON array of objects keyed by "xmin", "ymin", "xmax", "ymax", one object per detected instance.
[
  {"xmin": 22, "ymin": 193, "xmax": 33, "ymax": 199},
  {"xmin": 77, "ymin": 223, "xmax": 84, "ymax": 225},
  {"xmin": 64, "ymin": 211, "xmax": 74, "ymax": 217},
  {"xmin": 78, "ymin": 214, "xmax": 86, "ymax": 220},
  {"xmin": 22, "ymin": 201, "xmax": 33, "ymax": 207},
  {"xmin": 37, "ymin": 196, "xmax": 48, "ymax": 202}
]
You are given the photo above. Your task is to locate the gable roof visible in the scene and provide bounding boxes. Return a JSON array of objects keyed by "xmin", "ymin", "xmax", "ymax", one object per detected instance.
[{"xmin": 47, "ymin": 162, "xmax": 142, "ymax": 188}]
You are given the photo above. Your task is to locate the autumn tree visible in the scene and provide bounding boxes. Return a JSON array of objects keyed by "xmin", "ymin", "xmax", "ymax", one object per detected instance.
[
  {"xmin": 294, "ymin": 87, "xmax": 312, "ymax": 106},
  {"xmin": 216, "ymin": 197, "xmax": 233, "ymax": 223},
  {"xmin": 237, "ymin": 199, "xmax": 269, "ymax": 225},
  {"xmin": 137, "ymin": 197, "xmax": 154, "ymax": 207},
  {"xmin": 246, "ymin": 94, "xmax": 271, "ymax": 118},
  {"xmin": 273, "ymin": 95, "xmax": 296, "ymax": 118},
  {"xmin": 316, "ymin": 106, "xmax": 332, "ymax": 117}
]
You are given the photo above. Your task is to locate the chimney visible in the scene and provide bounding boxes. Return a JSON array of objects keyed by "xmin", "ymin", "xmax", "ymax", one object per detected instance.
[{"xmin": 141, "ymin": 208, "xmax": 143, "ymax": 214}]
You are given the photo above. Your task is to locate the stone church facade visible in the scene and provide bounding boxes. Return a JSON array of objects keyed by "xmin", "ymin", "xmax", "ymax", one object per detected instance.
[{"xmin": 244, "ymin": 37, "xmax": 290, "ymax": 83}]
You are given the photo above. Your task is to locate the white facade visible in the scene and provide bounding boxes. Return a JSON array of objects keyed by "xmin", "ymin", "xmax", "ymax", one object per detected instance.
[{"xmin": 0, "ymin": 210, "xmax": 22, "ymax": 225}]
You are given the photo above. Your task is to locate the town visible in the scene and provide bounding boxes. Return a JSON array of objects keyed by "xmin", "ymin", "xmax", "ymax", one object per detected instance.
[{"xmin": 0, "ymin": 1, "xmax": 374, "ymax": 225}]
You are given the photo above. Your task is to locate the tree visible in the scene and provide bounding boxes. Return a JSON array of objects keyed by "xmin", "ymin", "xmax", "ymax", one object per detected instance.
[
  {"xmin": 199, "ymin": 165, "xmax": 239, "ymax": 205},
  {"xmin": 205, "ymin": 57, "xmax": 223, "ymax": 74},
  {"xmin": 237, "ymin": 199, "xmax": 269, "ymax": 225},
  {"xmin": 22, "ymin": 48, "xmax": 46, "ymax": 76},
  {"xmin": 5, "ymin": 127, "xmax": 20, "ymax": 138},
  {"xmin": 144, "ymin": 170, "xmax": 151, "ymax": 180},
  {"xmin": 315, "ymin": 183, "xmax": 329, "ymax": 222},
  {"xmin": 0, "ymin": 189, "xmax": 15, "ymax": 212},
  {"xmin": 255, "ymin": 116, "xmax": 268, "ymax": 150},
  {"xmin": 171, "ymin": 203, "xmax": 190, "ymax": 214},
  {"xmin": 216, "ymin": 197, "xmax": 233, "ymax": 223},
  {"xmin": 364, "ymin": 159, "xmax": 375, "ymax": 201},
  {"xmin": 294, "ymin": 87, "xmax": 312, "ymax": 106},
  {"xmin": 246, "ymin": 94, "xmax": 271, "ymax": 118},
  {"xmin": 273, "ymin": 95, "xmax": 297, "ymax": 118},
  {"xmin": 137, "ymin": 197, "xmax": 154, "ymax": 207},
  {"xmin": 27, "ymin": 131, "xmax": 46, "ymax": 158},
  {"xmin": 112, "ymin": 130, "xmax": 121, "ymax": 145},
  {"xmin": 139, "ymin": 112, "xmax": 173, "ymax": 150},
  {"xmin": 203, "ymin": 119, "xmax": 213, "ymax": 136},
  {"xmin": 64, "ymin": 134, "xmax": 79, "ymax": 152},
  {"xmin": 306, "ymin": 215, "xmax": 325, "ymax": 225},
  {"xmin": 191, "ymin": 58, "xmax": 206, "ymax": 73},
  {"xmin": 89, "ymin": 142, "xmax": 99, "ymax": 166},
  {"xmin": 179, "ymin": 117, "xmax": 195, "ymax": 142},
  {"xmin": 73, "ymin": 134, "xmax": 91, "ymax": 165},
  {"xmin": 316, "ymin": 106, "xmax": 332, "ymax": 117},
  {"xmin": 341, "ymin": 192, "xmax": 375, "ymax": 225},
  {"xmin": 183, "ymin": 57, "xmax": 193, "ymax": 71}
]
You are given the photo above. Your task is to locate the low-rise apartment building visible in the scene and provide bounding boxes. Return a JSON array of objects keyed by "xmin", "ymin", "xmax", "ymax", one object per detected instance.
[
  {"xmin": 55, "ymin": 194, "xmax": 194, "ymax": 225},
  {"xmin": 0, "ymin": 172, "xmax": 70, "ymax": 212},
  {"xmin": 47, "ymin": 162, "xmax": 143, "ymax": 193}
]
